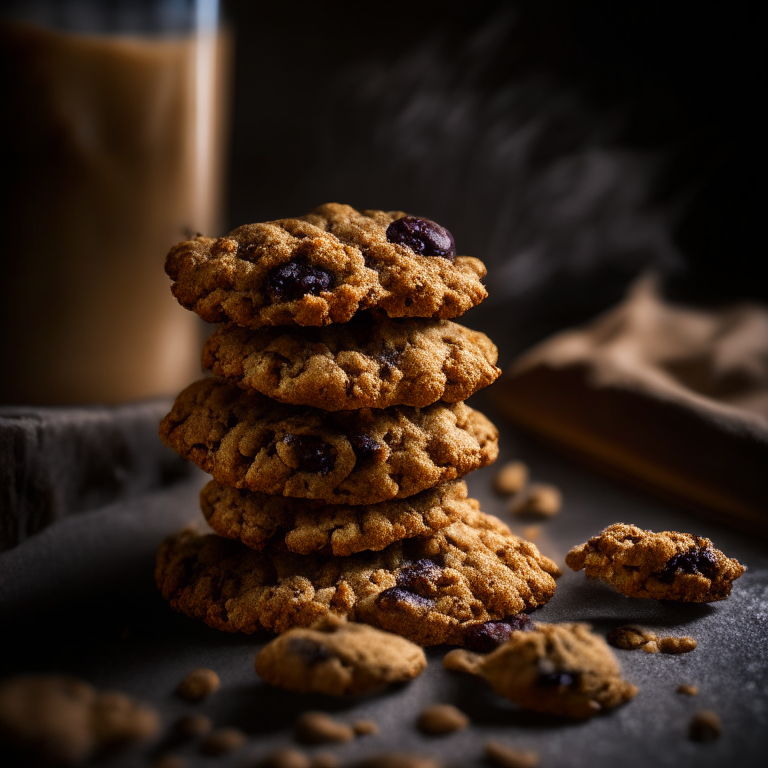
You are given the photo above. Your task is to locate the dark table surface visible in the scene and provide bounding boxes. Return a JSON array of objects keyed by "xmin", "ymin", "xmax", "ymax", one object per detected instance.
[{"xmin": 2, "ymin": 389, "xmax": 766, "ymax": 768}]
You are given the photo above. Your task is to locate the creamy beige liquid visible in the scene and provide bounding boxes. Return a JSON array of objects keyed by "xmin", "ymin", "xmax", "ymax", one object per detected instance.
[{"xmin": 0, "ymin": 19, "xmax": 230, "ymax": 404}]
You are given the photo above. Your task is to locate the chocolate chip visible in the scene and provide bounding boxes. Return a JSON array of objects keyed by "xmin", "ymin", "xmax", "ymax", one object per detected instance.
[
  {"xmin": 349, "ymin": 434, "xmax": 381, "ymax": 461},
  {"xmin": 385, "ymin": 216, "xmax": 456, "ymax": 260},
  {"xmin": 375, "ymin": 586, "xmax": 435, "ymax": 610},
  {"xmin": 266, "ymin": 262, "xmax": 334, "ymax": 301},
  {"xmin": 287, "ymin": 637, "xmax": 332, "ymax": 665},
  {"xmin": 464, "ymin": 614, "xmax": 533, "ymax": 653},
  {"xmin": 282, "ymin": 434, "xmax": 336, "ymax": 475},
  {"xmin": 657, "ymin": 547, "xmax": 719, "ymax": 583},
  {"xmin": 537, "ymin": 671, "xmax": 577, "ymax": 688},
  {"xmin": 237, "ymin": 241, "xmax": 259, "ymax": 261},
  {"xmin": 396, "ymin": 559, "xmax": 444, "ymax": 592}
]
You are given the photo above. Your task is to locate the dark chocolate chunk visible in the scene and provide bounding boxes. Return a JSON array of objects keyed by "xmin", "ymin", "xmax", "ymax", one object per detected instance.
[
  {"xmin": 349, "ymin": 434, "xmax": 382, "ymax": 461},
  {"xmin": 657, "ymin": 546, "xmax": 720, "ymax": 583},
  {"xmin": 375, "ymin": 586, "xmax": 436, "ymax": 611},
  {"xmin": 286, "ymin": 637, "xmax": 333, "ymax": 665},
  {"xmin": 538, "ymin": 671, "xmax": 577, "ymax": 688},
  {"xmin": 396, "ymin": 559, "xmax": 445, "ymax": 593},
  {"xmin": 464, "ymin": 614, "xmax": 533, "ymax": 653},
  {"xmin": 385, "ymin": 216, "xmax": 456, "ymax": 260},
  {"xmin": 282, "ymin": 434, "xmax": 336, "ymax": 475},
  {"xmin": 266, "ymin": 262, "xmax": 334, "ymax": 301}
]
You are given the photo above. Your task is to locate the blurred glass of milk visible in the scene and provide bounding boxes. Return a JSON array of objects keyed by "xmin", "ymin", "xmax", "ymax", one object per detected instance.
[{"xmin": 0, "ymin": 0, "xmax": 230, "ymax": 404}]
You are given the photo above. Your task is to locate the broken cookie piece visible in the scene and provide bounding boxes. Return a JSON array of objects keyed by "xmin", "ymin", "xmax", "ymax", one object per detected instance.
[
  {"xmin": 255, "ymin": 615, "xmax": 426, "ymax": 696},
  {"xmin": 444, "ymin": 622, "xmax": 636, "ymax": 719},
  {"xmin": 565, "ymin": 523, "xmax": 745, "ymax": 602}
]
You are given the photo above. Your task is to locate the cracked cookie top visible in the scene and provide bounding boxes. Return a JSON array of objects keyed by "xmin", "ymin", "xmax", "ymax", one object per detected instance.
[
  {"xmin": 565, "ymin": 523, "xmax": 745, "ymax": 602},
  {"xmin": 254, "ymin": 615, "xmax": 427, "ymax": 696},
  {"xmin": 202, "ymin": 313, "xmax": 500, "ymax": 411},
  {"xmin": 160, "ymin": 378, "xmax": 498, "ymax": 505},
  {"xmin": 443, "ymin": 622, "xmax": 637, "ymax": 719},
  {"xmin": 200, "ymin": 479, "xmax": 472, "ymax": 556},
  {"xmin": 165, "ymin": 203, "xmax": 487, "ymax": 328},
  {"xmin": 154, "ymin": 508, "xmax": 560, "ymax": 646}
]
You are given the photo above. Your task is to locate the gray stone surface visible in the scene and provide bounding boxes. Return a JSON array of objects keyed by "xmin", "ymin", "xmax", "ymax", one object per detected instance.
[{"xmin": 0, "ymin": 398, "xmax": 190, "ymax": 551}]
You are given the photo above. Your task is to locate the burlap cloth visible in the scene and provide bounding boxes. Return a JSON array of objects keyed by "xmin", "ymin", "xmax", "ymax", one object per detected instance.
[{"xmin": 494, "ymin": 274, "xmax": 768, "ymax": 534}]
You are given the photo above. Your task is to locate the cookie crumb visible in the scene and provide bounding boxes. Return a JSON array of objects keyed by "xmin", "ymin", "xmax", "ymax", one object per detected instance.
[
  {"xmin": 689, "ymin": 710, "xmax": 721, "ymax": 742},
  {"xmin": 484, "ymin": 739, "xmax": 540, "ymax": 768},
  {"xmin": 353, "ymin": 719, "xmax": 380, "ymax": 735},
  {"xmin": 151, "ymin": 754, "xmax": 186, "ymax": 768},
  {"xmin": 310, "ymin": 753, "xmax": 340, "ymax": 768},
  {"xmin": 174, "ymin": 713, "xmax": 212, "ymax": 738},
  {"xmin": 295, "ymin": 712, "xmax": 354, "ymax": 744},
  {"xmin": 176, "ymin": 668, "xmax": 220, "ymax": 701},
  {"xmin": 200, "ymin": 727, "xmax": 246, "ymax": 755},
  {"xmin": 349, "ymin": 753, "xmax": 441, "ymax": 768},
  {"xmin": 676, "ymin": 684, "xmax": 699, "ymax": 696},
  {"xmin": 494, "ymin": 461, "xmax": 528, "ymax": 495},
  {"xmin": 416, "ymin": 703, "xmax": 469, "ymax": 735},
  {"xmin": 658, "ymin": 636, "xmax": 697, "ymax": 654},
  {"xmin": 443, "ymin": 648, "xmax": 483, "ymax": 675},
  {"xmin": 510, "ymin": 484, "xmax": 561, "ymax": 518},
  {"xmin": 642, "ymin": 640, "xmax": 660, "ymax": 654},
  {"xmin": 253, "ymin": 748, "xmax": 311, "ymax": 768},
  {"xmin": 607, "ymin": 626, "xmax": 657, "ymax": 650}
]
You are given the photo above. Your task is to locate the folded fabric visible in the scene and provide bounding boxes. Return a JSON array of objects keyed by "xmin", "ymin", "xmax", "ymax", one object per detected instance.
[{"xmin": 494, "ymin": 274, "xmax": 768, "ymax": 534}]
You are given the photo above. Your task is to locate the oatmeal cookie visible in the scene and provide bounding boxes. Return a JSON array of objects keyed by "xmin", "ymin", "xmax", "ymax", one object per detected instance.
[
  {"xmin": 565, "ymin": 523, "xmax": 745, "ymax": 601},
  {"xmin": 202, "ymin": 314, "xmax": 500, "ymax": 411},
  {"xmin": 443, "ymin": 623, "xmax": 636, "ymax": 718},
  {"xmin": 155, "ymin": 509, "xmax": 560, "ymax": 646},
  {"xmin": 160, "ymin": 378, "xmax": 498, "ymax": 505},
  {"xmin": 165, "ymin": 203, "xmax": 487, "ymax": 328},
  {"xmin": 200, "ymin": 479, "xmax": 471, "ymax": 556},
  {"xmin": 255, "ymin": 615, "xmax": 427, "ymax": 695},
  {"xmin": 0, "ymin": 675, "xmax": 159, "ymax": 766}
]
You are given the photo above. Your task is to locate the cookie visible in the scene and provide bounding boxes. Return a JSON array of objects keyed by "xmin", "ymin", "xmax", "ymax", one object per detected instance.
[
  {"xmin": 200, "ymin": 479, "xmax": 472, "ymax": 556},
  {"xmin": 165, "ymin": 203, "xmax": 487, "ymax": 328},
  {"xmin": 160, "ymin": 378, "xmax": 498, "ymax": 505},
  {"xmin": 255, "ymin": 615, "xmax": 427, "ymax": 696},
  {"xmin": 0, "ymin": 675, "xmax": 160, "ymax": 766},
  {"xmin": 155, "ymin": 509, "xmax": 560, "ymax": 646},
  {"xmin": 202, "ymin": 314, "xmax": 500, "ymax": 411},
  {"xmin": 443, "ymin": 623, "xmax": 637, "ymax": 719},
  {"xmin": 565, "ymin": 523, "xmax": 746, "ymax": 601}
]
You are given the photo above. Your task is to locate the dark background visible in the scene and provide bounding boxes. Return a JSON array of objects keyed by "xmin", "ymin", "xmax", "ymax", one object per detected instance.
[{"xmin": 222, "ymin": 0, "xmax": 765, "ymax": 360}]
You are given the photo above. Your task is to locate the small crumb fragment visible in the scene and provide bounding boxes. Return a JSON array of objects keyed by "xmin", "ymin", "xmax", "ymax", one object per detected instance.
[
  {"xmin": 689, "ymin": 710, "xmax": 721, "ymax": 742},
  {"xmin": 523, "ymin": 526, "xmax": 540, "ymax": 541},
  {"xmin": 510, "ymin": 484, "xmax": 561, "ymax": 518},
  {"xmin": 353, "ymin": 719, "xmax": 380, "ymax": 735},
  {"xmin": 151, "ymin": 754, "xmax": 186, "ymax": 768},
  {"xmin": 677, "ymin": 684, "xmax": 699, "ymax": 696},
  {"xmin": 200, "ymin": 727, "xmax": 246, "ymax": 755},
  {"xmin": 607, "ymin": 626, "xmax": 657, "ymax": 650},
  {"xmin": 295, "ymin": 712, "xmax": 354, "ymax": 744},
  {"xmin": 310, "ymin": 753, "xmax": 340, "ymax": 768},
  {"xmin": 254, "ymin": 748, "xmax": 311, "ymax": 768},
  {"xmin": 658, "ymin": 636, "xmax": 697, "ymax": 654},
  {"xmin": 494, "ymin": 461, "xmax": 529, "ymax": 495},
  {"xmin": 176, "ymin": 668, "xmax": 220, "ymax": 701},
  {"xmin": 416, "ymin": 703, "xmax": 469, "ymax": 735},
  {"xmin": 174, "ymin": 713, "xmax": 212, "ymax": 738},
  {"xmin": 349, "ymin": 753, "xmax": 441, "ymax": 768},
  {"xmin": 485, "ymin": 739, "xmax": 540, "ymax": 768},
  {"xmin": 442, "ymin": 648, "xmax": 483, "ymax": 675},
  {"xmin": 642, "ymin": 640, "xmax": 660, "ymax": 654}
]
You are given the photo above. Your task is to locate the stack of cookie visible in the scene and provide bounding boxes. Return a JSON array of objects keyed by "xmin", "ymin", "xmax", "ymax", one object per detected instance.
[{"xmin": 156, "ymin": 204, "xmax": 560, "ymax": 646}]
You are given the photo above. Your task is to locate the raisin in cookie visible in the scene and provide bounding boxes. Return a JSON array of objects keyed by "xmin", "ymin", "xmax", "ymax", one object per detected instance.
[
  {"xmin": 155, "ymin": 509, "xmax": 560, "ymax": 646},
  {"xmin": 255, "ymin": 615, "xmax": 426, "ymax": 695},
  {"xmin": 165, "ymin": 203, "xmax": 487, "ymax": 328},
  {"xmin": 443, "ymin": 623, "xmax": 637, "ymax": 719},
  {"xmin": 200, "ymin": 479, "xmax": 471, "ymax": 556},
  {"xmin": 565, "ymin": 523, "xmax": 745, "ymax": 602},
  {"xmin": 202, "ymin": 313, "xmax": 500, "ymax": 411},
  {"xmin": 0, "ymin": 676, "xmax": 160, "ymax": 766},
  {"xmin": 160, "ymin": 378, "xmax": 498, "ymax": 505}
]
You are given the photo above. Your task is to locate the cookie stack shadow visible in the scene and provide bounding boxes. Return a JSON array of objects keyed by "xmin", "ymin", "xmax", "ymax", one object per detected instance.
[{"xmin": 155, "ymin": 204, "xmax": 561, "ymax": 646}]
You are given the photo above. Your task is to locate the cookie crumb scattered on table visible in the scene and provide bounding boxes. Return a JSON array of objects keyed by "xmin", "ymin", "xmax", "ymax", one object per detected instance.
[
  {"xmin": 510, "ymin": 484, "xmax": 562, "ymax": 518},
  {"xmin": 484, "ymin": 739, "xmax": 540, "ymax": 768},
  {"xmin": 607, "ymin": 626, "xmax": 656, "ymax": 650},
  {"xmin": 494, "ymin": 461, "xmax": 528, "ymax": 495},
  {"xmin": 658, "ymin": 636, "xmax": 697, "ymax": 654},
  {"xmin": 176, "ymin": 668, "xmax": 220, "ymax": 701},
  {"xmin": 689, "ymin": 710, "xmax": 721, "ymax": 741},
  {"xmin": 200, "ymin": 727, "xmax": 247, "ymax": 755},
  {"xmin": 677, "ymin": 684, "xmax": 699, "ymax": 696},
  {"xmin": 349, "ymin": 753, "xmax": 442, "ymax": 768},
  {"xmin": 416, "ymin": 703, "xmax": 469, "ymax": 734},
  {"xmin": 295, "ymin": 712, "xmax": 354, "ymax": 744},
  {"xmin": 353, "ymin": 719, "xmax": 380, "ymax": 735}
]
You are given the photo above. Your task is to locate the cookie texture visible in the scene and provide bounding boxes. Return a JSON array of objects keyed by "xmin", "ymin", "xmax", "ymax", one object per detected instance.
[
  {"xmin": 444, "ymin": 623, "xmax": 637, "ymax": 719},
  {"xmin": 202, "ymin": 314, "xmax": 500, "ymax": 410},
  {"xmin": 200, "ymin": 479, "xmax": 471, "ymax": 556},
  {"xmin": 565, "ymin": 523, "xmax": 746, "ymax": 602},
  {"xmin": 165, "ymin": 203, "xmax": 487, "ymax": 328},
  {"xmin": 255, "ymin": 615, "xmax": 427, "ymax": 695},
  {"xmin": 154, "ymin": 509, "xmax": 560, "ymax": 646},
  {"xmin": 160, "ymin": 378, "xmax": 498, "ymax": 505},
  {"xmin": 0, "ymin": 675, "xmax": 159, "ymax": 766}
]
